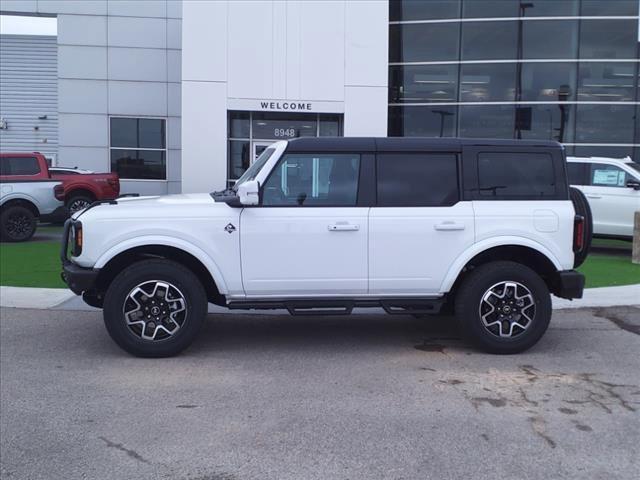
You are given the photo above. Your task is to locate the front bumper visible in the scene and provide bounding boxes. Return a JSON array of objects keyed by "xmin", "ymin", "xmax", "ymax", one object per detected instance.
[
  {"xmin": 61, "ymin": 261, "xmax": 99, "ymax": 295},
  {"xmin": 551, "ymin": 270, "xmax": 585, "ymax": 300}
]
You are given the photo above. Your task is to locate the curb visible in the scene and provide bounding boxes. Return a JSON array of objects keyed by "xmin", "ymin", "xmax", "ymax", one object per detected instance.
[{"xmin": 2, "ymin": 284, "xmax": 639, "ymax": 312}]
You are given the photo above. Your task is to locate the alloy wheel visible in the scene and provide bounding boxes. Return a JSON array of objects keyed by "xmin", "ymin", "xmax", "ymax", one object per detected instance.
[{"xmin": 478, "ymin": 281, "xmax": 535, "ymax": 338}]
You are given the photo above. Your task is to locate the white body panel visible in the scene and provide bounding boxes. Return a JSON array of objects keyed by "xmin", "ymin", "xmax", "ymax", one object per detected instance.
[
  {"xmin": 0, "ymin": 180, "xmax": 63, "ymax": 215},
  {"xmin": 240, "ymin": 207, "xmax": 368, "ymax": 296},
  {"xmin": 568, "ymin": 157, "xmax": 640, "ymax": 238},
  {"xmin": 369, "ymin": 202, "xmax": 475, "ymax": 295}
]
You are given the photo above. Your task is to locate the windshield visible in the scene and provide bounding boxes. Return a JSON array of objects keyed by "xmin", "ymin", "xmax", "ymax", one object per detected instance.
[
  {"xmin": 234, "ymin": 147, "xmax": 276, "ymax": 190},
  {"xmin": 627, "ymin": 162, "xmax": 640, "ymax": 174}
]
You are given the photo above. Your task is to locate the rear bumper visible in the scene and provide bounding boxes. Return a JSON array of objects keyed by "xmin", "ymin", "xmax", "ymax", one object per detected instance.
[{"xmin": 551, "ymin": 270, "xmax": 585, "ymax": 300}]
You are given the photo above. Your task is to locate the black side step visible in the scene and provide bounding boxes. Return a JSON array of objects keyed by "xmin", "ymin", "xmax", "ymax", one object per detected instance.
[{"xmin": 381, "ymin": 299, "xmax": 444, "ymax": 315}]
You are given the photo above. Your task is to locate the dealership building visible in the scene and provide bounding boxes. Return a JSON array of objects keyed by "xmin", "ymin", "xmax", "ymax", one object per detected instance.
[{"xmin": 0, "ymin": 0, "xmax": 639, "ymax": 195}]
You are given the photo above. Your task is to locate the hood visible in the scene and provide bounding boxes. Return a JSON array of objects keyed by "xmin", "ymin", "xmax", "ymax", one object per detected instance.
[{"xmin": 74, "ymin": 193, "xmax": 231, "ymax": 221}]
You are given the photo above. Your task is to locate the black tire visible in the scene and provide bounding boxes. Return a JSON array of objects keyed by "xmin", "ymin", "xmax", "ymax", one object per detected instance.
[
  {"xmin": 569, "ymin": 186, "xmax": 592, "ymax": 268},
  {"xmin": 66, "ymin": 194, "xmax": 94, "ymax": 215},
  {"xmin": 454, "ymin": 261, "xmax": 552, "ymax": 354},
  {"xmin": 0, "ymin": 205, "xmax": 37, "ymax": 242},
  {"xmin": 103, "ymin": 259, "xmax": 208, "ymax": 357}
]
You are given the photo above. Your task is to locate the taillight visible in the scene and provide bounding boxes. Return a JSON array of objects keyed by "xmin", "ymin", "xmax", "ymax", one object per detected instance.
[
  {"xmin": 573, "ymin": 215, "xmax": 584, "ymax": 253},
  {"xmin": 107, "ymin": 177, "xmax": 120, "ymax": 194},
  {"xmin": 54, "ymin": 184, "xmax": 65, "ymax": 200}
]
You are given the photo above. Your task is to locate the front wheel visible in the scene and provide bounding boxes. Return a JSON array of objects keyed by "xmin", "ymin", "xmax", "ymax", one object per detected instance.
[
  {"xmin": 454, "ymin": 261, "xmax": 552, "ymax": 354},
  {"xmin": 103, "ymin": 259, "xmax": 208, "ymax": 357}
]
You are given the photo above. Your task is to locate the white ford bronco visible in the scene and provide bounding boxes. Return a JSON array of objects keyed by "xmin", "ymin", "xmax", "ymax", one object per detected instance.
[{"xmin": 62, "ymin": 138, "xmax": 588, "ymax": 357}]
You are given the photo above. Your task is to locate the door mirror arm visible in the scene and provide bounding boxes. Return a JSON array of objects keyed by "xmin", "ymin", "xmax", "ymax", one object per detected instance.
[{"xmin": 626, "ymin": 180, "xmax": 640, "ymax": 191}]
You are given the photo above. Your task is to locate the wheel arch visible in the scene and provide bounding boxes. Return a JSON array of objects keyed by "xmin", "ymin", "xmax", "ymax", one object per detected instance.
[
  {"xmin": 441, "ymin": 239, "xmax": 562, "ymax": 295},
  {"xmin": 94, "ymin": 242, "xmax": 227, "ymax": 304},
  {"xmin": 65, "ymin": 188, "xmax": 96, "ymax": 202},
  {"xmin": 0, "ymin": 198, "xmax": 40, "ymax": 217}
]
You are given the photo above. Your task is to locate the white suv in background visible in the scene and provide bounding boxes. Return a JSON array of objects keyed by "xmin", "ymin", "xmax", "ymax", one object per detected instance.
[{"xmin": 567, "ymin": 156, "xmax": 640, "ymax": 239}]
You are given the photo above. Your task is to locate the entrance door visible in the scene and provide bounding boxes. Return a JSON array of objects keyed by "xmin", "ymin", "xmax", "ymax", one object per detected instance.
[
  {"xmin": 252, "ymin": 142, "xmax": 273, "ymax": 163},
  {"xmin": 240, "ymin": 151, "xmax": 368, "ymax": 296}
]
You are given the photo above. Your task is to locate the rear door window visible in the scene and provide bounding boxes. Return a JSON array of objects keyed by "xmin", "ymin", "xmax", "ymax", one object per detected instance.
[
  {"xmin": 567, "ymin": 162, "xmax": 588, "ymax": 185},
  {"xmin": 0, "ymin": 157, "xmax": 41, "ymax": 176},
  {"xmin": 477, "ymin": 152, "xmax": 556, "ymax": 198},
  {"xmin": 376, "ymin": 153, "xmax": 459, "ymax": 207}
]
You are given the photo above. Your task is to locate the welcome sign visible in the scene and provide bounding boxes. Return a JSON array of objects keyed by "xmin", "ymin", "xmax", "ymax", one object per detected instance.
[{"xmin": 228, "ymin": 98, "xmax": 344, "ymax": 114}]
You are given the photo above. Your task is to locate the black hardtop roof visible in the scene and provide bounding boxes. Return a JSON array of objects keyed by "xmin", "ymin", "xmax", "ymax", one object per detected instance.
[{"xmin": 285, "ymin": 137, "xmax": 562, "ymax": 153}]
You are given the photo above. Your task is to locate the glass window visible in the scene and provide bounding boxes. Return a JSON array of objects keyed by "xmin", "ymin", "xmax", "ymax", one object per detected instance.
[
  {"xmin": 567, "ymin": 162, "xmax": 588, "ymax": 185},
  {"xmin": 377, "ymin": 153, "xmax": 458, "ymax": 207},
  {"xmin": 573, "ymin": 145, "xmax": 634, "ymax": 159},
  {"xmin": 262, "ymin": 154, "xmax": 360, "ymax": 207},
  {"xmin": 389, "ymin": 23, "xmax": 460, "ymax": 63},
  {"xmin": 461, "ymin": 21, "xmax": 517, "ymax": 61},
  {"xmin": 319, "ymin": 115, "xmax": 342, "ymax": 136},
  {"xmin": 523, "ymin": 20, "xmax": 579, "ymax": 59},
  {"xmin": 575, "ymin": 104, "xmax": 636, "ymax": 143},
  {"xmin": 521, "ymin": 63, "xmax": 577, "ymax": 101},
  {"xmin": 390, "ymin": 0, "xmax": 460, "ymax": 21},
  {"xmin": 111, "ymin": 118, "xmax": 165, "ymax": 149},
  {"xmin": 578, "ymin": 63, "xmax": 637, "ymax": 102},
  {"xmin": 581, "ymin": 1, "xmax": 638, "ymax": 16},
  {"xmin": 589, "ymin": 163, "xmax": 631, "ymax": 187},
  {"xmin": 460, "ymin": 63, "xmax": 516, "ymax": 102},
  {"xmin": 228, "ymin": 111, "xmax": 250, "ymax": 138},
  {"xmin": 579, "ymin": 19, "xmax": 638, "ymax": 59},
  {"xmin": 0, "ymin": 157, "xmax": 40, "ymax": 175},
  {"xmin": 110, "ymin": 118, "xmax": 167, "ymax": 179},
  {"xmin": 477, "ymin": 152, "xmax": 556, "ymax": 197},
  {"xmin": 110, "ymin": 150, "xmax": 166, "ymax": 180},
  {"xmin": 389, "ymin": 64, "xmax": 458, "ymax": 103},
  {"xmin": 463, "ymin": 0, "xmax": 578, "ymax": 17},
  {"xmin": 234, "ymin": 146, "xmax": 275, "ymax": 187},
  {"xmin": 228, "ymin": 140, "xmax": 251, "ymax": 180},
  {"xmin": 458, "ymin": 105, "xmax": 515, "ymax": 138},
  {"xmin": 388, "ymin": 105, "xmax": 457, "ymax": 137},
  {"xmin": 252, "ymin": 112, "xmax": 316, "ymax": 140},
  {"xmin": 517, "ymin": 104, "xmax": 575, "ymax": 143}
]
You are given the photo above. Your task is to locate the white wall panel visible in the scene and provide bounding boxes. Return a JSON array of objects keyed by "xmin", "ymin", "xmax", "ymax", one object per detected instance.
[
  {"xmin": 167, "ymin": 18, "xmax": 181, "ymax": 49},
  {"xmin": 182, "ymin": 0, "xmax": 226, "ymax": 82},
  {"xmin": 0, "ymin": 1, "xmax": 37, "ymax": 13},
  {"xmin": 344, "ymin": 86, "xmax": 388, "ymax": 137},
  {"xmin": 59, "ymin": 113, "xmax": 108, "ymax": 147},
  {"xmin": 58, "ymin": 45, "xmax": 107, "ymax": 80},
  {"xmin": 167, "ymin": 117, "xmax": 181, "ymax": 149},
  {"xmin": 108, "ymin": 81, "xmax": 167, "ymax": 116},
  {"xmin": 182, "ymin": 81, "xmax": 227, "ymax": 192},
  {"xmin": 57, "ymin": 146, "xmax": 109, "ymax": 171},
  {"xmin": 168, "ymin": 82, "xmax": 181, "ymax": 116},
  {"xmin": 58, "ymin": 79, "xmax": 107, "ymax": 114},
  {"xmin": 108, "ymin": 16, "xmax": 166, "ymax": 49},
  {"xmin": 167, "ymin": 49, "xmax": 181, "ymax": 82},
  {"xmin": 345, "ymin": 0, "xmax": 388, "ymax": 87},
  {"xmin": 107, "ymin": 0, "xmax": 166, "ymax": 18},
  {"xmin": 108, "ymin": 47, "xmax": 167, "ymax": 81},
  {"xmin": 58, "ymin": 15, "xmax": 107, "ymax": 46},
  {"xmin": 36, "ymin": 0, "xmax": 107, "ymax": 15}
]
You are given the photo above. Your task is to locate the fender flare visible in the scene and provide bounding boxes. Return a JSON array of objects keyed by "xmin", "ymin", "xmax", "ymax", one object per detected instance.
[
  {"xmin": 0, "ymin": 193, "xmax": 41, "ymax": 214},
  {"xmin": 94, "ymin": 235, "xmax": 229, "ymax": 294},
  {"xmin": 440, "ymin": 236, "xmax": 563, "ymax": 293}
]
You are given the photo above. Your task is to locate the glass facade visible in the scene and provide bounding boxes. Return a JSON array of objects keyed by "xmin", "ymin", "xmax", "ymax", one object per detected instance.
[{"xmin": 389, "ymin": 0, "xmax": 640, "ymax": 160}]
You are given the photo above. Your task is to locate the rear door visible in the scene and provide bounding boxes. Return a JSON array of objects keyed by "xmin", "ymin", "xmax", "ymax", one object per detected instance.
[{"xmin": 369, "ymin": 152, "xmax": 474, "ymax": 295}]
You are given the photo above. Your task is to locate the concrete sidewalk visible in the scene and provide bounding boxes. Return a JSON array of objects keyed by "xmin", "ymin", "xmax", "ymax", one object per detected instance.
[{"xmin": 1, "ymin": 284, "xmax": 638, "ymax": 311}]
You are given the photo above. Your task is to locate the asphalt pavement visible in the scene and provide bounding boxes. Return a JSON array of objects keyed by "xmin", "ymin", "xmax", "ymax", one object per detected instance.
[{"xmin": 1, "ymin": 307, "xmax": 639, "ymax": 480}]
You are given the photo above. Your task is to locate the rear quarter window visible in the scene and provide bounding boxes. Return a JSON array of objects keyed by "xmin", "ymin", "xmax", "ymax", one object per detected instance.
[
  {"xmin": 377, "ymin": 153, "xmax": 459, "ymax": 207},
  {"xmin": 476, "ymin": 152, "xmax": 557, "ymax": 198}
]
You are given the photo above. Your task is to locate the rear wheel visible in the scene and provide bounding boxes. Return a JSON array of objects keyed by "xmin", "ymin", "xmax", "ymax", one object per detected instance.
[
  {"xmin": 454, "ymin": 261, "xmax": 552, "ymax": 354},
  {"xmin": 570, "ymin": 186, "xmax": 592, "ymax": 268},
  {"xmin": 103, "ymin": 259, "xmax": 208, "ymax": 357},
  {"xmin": 66, "ymin": 194, "xmax": 94, "ymax": 214},
  {"xmin": 0, "ymin": 205, "xmax": 36, "ymax": 242}
]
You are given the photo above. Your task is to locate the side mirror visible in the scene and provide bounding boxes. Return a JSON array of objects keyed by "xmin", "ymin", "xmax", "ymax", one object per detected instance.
[
  {"xmin": 236, "ymin": 179, "xmax": 260, "ymax": 205},
  {"xmin": 626, "ymin": 180, "xmax": 640, "ymax": 191}
]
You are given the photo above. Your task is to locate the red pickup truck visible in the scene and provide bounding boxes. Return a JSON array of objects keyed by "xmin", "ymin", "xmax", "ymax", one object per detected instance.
[{"xmin": 0, "ymin": 152, "xmax": 120, "ymax": 214}]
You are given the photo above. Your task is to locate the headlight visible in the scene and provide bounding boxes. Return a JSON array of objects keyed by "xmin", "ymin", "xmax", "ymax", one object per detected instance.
[{"xmin": 70, "ymin": 222, "xmax": 83, "ymax": 257}]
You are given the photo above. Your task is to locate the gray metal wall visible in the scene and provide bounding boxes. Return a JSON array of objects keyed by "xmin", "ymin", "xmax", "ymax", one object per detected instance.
[{"xmin": 0, "ymin": 34, "xmax": 58, "ymax": 159}]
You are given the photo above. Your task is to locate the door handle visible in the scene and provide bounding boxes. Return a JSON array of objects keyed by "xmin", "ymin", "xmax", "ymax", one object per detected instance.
[
  {"xmin": 328, "ymin": 223, "xmax": 359, "ymax": 232},
  {"xmin": 434, "ymin": 222, "xmax": 465, "ymax": 231},
  {"xmin": 586, "ymin": 194, "xmax": 602, "ymax": 199}
]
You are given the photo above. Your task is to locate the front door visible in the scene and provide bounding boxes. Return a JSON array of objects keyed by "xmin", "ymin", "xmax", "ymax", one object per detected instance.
[{"xmin": 240, "ymin": 151, "xmax": 368, "ymax": 296}]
